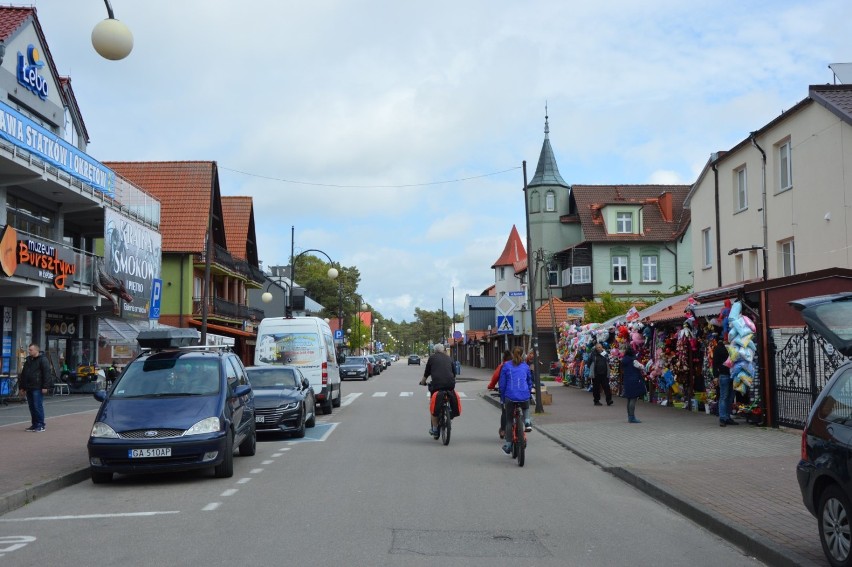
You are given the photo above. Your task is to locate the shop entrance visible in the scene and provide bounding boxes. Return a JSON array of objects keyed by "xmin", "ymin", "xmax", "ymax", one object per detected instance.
[
  {"xmin": 46, "ymin": 336, "xmax": 101, "ymax": 393},
  {"xmin": 773, "ymin": 326, "xmax": 848, "ymax": 429}
]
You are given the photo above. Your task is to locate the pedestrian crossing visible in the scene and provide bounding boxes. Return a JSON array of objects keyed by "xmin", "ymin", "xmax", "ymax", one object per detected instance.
[{"xmin": 339, "ymin": 391, "xmax": 468, "ymax": 407}]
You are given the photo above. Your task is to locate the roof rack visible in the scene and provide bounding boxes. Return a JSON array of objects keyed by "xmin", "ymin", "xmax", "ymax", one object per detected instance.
[{"xmin": 137, "ymin": 328, "xmax": 200, "ymax": 350}]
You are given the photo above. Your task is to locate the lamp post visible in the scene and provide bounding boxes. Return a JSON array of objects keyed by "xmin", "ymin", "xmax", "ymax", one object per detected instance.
[
  {"xmin": 288, "ymin": 226, "xmax": 339, "ymax": 318},
  {"xmin": 260, "ymin": 277, "xmax": 291, "ymax": 314},
  {"xmin": 92, "ymin": 0, "xmax": 133, "ymax": 60}
]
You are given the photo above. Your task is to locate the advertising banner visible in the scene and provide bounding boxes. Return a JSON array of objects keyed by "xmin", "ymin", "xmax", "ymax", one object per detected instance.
[{"xmin": 104, "ymin": 209, "xmax": 162, "ymax": 321}]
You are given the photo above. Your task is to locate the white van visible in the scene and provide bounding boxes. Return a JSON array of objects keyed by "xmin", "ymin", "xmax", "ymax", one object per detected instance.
[{"xmin": 254, "ymin": 317, "xmax": 342, "ymax": 414}]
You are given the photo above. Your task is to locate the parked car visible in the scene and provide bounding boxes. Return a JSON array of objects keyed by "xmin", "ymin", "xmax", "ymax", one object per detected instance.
[
  {"xmin": 367, "ymin": 355, "xmax": 382, "ymax": 375},
  {"xmin": 794, "ymin": 292, "xmax": 852, "ymax": 567},
  {"xmin": 87, "ymin": 329, "xmax": 256, "ymax": 484},
  {"xmin": 246, "ymin": 365, "xmax": 316, "ymax": 438},
  {"xmin": 339, "ymin": 356, "xmax": 370, "ymax": 381},
  {"xmin": 408, "ymin": 354, "xmax": 420, "ymax": 366},
  {"xmin": 377, "ymin": 353, "xmax": 392, "ymax": 367}
]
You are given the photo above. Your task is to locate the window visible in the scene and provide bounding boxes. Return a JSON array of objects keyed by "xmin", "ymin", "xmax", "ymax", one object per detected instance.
[
  {"xmin": 529, "ymin": 190, "xmax": 540, "ymax": 213},
  {"xmin": 547, "ymin": 266, "xmax": 559, "ymax": 286},
  {"xmin": 498, "ymin": 267, "xmax": 505, "ymax": 281},
  {"xmin": 778, "ymin": 140, "xmax": 792, "ymax": 192},
  {"xmin": 571, "ymin": 266, "xmax": 591, "ymax": 284},
  {"xmin": 6, "ymin": 195, "xmax": 55, "ymax": 239},
  {"xmin": 641, "ymin": 255, "xmax": 658, "ymax": 282},
  {"xmin": 735, "ymin": 254, "xmax": 744, "ymax": 281},
  {"xmin": 779, "ymin": 239, "xmax": 796, "ymax": 277},
  {"xmin": 735, "ymin": 166, "xmax": 748, "ymax": 211},
  {"xmin": 545, "ymin": 191, "xmax": 556, "ymax": 212},
  {"xmin": 702, "ymin": 228, "xmax": 712, "ymax": 268},
  {"xmin": 616, "ymin": 212, "xmax": 633, "ymax": 234},
  {"xmin": 749, "ymin": 250, "xmax": 759, "ymax": 279},
  {"xmin": 612, "ymin": 256, "xmax": 628, "ymax": 282}
]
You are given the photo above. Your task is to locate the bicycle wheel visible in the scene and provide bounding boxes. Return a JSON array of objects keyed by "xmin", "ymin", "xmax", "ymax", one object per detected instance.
[
  {"xmin": 511, "ymin": 409, "xmax": 521, "ymax": 459},
  {"xmin": 516, "ymin": 417, "xmax": 526, "ymax": 467},
  {"xmin": 441, "ymin": 401, "xmax": 451, "ymax": 445}
]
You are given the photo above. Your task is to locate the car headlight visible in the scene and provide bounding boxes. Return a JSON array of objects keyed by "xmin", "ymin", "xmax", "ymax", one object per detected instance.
[
  {"xmin": 281, "ymin": 402, "xmax": 299, "ymax": 410},
  {"xmin": 184, "ymin": 417, "xmax": 222, "ymax": 436},
  {"xmin": 91, "ymin": 422, "xmax": 119, "ymax": 438}
]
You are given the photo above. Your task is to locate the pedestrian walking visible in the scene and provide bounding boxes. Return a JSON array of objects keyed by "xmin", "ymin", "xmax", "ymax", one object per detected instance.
[
  {"xmin": 713, "ymin": 335, "xmax": 738, "ymax": 427},
  {"xmin": 621, "ymin": 346, "xmax": 646, "ymax": 424},
  {"xmin": 18, "ymin": 343, "xmax": 54, "ymax": 432},
  {"xmin": 591, "ymin": 342, "xmax": 613, "ymax": 406}
]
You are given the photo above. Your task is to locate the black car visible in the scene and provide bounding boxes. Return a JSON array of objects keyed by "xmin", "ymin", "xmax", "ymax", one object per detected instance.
[
  {"xmin": 408, "ymin": 355, "xmax": 420, "ymax": 365},
  {"xmin": 339, "ymin": 356, "xmax": 370, "ymax": 381},
  {"xmin": 246, "ymin": 366, "xmax": 316, "ymax": 438},
  {"xmin": 795, "ymin": 293, "xmax": 852, "ymax": 567},
  {"xmin": 87, "ymin": 329, "xmax": 256, "ymax": 483}
]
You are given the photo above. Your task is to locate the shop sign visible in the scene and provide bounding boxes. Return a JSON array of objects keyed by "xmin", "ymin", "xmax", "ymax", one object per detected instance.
[
  {"xmin": 0, "ymin": 100, "xmax": 115, "ymax": 196},
  {"xmin": 46, "ymin": 313, "xmax": 77, "ymax": 336},
  {"xmin": 104, "ymin": 209, "xmax": 162, "ymax": 321},
  {"xmin": 0, "ymin": 226, "xmax": 78, "ymax": 290},
  {"xmin": 16, "ymin": 45, "xmax": 48, "ymax": 100}
]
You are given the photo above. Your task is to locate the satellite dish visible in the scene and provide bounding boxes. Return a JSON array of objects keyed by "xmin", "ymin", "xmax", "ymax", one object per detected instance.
[{"xmin": 829, "ymin": 63, "xmax": 852, "ymax": 84}]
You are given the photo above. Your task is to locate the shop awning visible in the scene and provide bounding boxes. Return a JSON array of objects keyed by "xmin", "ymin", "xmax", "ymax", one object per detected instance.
[
  {"xmin": 692, "ymin": 300, "xmax": 728, "ymax": 318},
  {"xmin": 187, "ymin": 319, "xmax": 256, "ymax": 338},
  {"xmin": 98, "ymin": 319, "xmax": 148, "ymax": 345}
]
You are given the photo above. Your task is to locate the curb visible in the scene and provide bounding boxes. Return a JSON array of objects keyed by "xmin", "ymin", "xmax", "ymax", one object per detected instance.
[
  {"xmin": 0, "ymin": 468, "xmax": 89, "ymax": 517},
  {"xmin": 480, "ymin": 392, "xmax": 812, "ymax": 567}
]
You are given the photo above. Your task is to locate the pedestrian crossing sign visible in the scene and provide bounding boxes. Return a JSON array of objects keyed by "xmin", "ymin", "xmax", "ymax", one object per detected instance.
[{"xmin": 497, "ymin": 315, "xmax": 514, "ymax": 335}]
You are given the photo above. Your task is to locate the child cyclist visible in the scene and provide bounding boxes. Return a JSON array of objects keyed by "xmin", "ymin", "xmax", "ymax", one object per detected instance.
[{"xmin": 498, "ymin": 346, "xmax": 533, "ymax": 455}]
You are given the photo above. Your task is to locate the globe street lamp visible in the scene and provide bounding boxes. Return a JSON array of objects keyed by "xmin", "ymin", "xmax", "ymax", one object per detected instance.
[{"xmin": 92, "ymin": 0, "xmax": 133, "ymax": 60}]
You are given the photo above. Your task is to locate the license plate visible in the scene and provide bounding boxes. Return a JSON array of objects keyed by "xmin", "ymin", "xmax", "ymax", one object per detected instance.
[
  {"xmin": 347, "ymin": 371, "xmax": 357, "ymax": 375},
  {"xmin": 255, "ymin": 415, "xmax": 265, "ymax": 423},
  {"xmin": 129, "ymin": 447, "xmax": 171, "ymax": 458}
]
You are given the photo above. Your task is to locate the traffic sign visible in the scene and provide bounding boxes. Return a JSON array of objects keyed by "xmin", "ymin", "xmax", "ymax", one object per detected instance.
[
  {"xmin": 149, "ymin": 278, "xmax": 162, "ymax": 320},
  {"xmin": 334, "ymin": 329, "xmax": 344, "ymax": 340},
  {"xmin": 508, "ymin": 291, "xmax": 525, "ymax": 296},
  {"xmin": 497, "ymin": 315, "xmax": 514, "ymax": 335}
]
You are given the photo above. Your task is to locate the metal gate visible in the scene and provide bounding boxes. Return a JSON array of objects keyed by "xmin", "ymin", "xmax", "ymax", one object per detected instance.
[{"xmin": 773, "ymin": 326, "xmax": 848, "ymax": 429}]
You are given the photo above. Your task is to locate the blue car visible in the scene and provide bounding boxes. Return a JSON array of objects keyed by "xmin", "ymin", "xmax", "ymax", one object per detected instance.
[{"xmin": 87, "ymin": 329, "xmax": 256, "ymax": 483}]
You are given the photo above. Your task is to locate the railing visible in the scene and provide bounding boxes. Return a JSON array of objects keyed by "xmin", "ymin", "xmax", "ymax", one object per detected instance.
[
  {"xmin": 195, "ymin": 244, "xmax": 265, "ymax": 285},
  {"xmin": 193, "ymin": 296, "xmax": 264, "ymax": 322}
]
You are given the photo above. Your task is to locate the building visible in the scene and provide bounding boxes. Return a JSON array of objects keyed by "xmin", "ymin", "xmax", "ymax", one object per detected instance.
[{"xmin": 0, "ymin": 7, "xmax": 162, "ymax": 384}]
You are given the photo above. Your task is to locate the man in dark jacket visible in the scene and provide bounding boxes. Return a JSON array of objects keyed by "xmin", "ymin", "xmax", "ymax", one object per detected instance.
[
  {"xmin": 419, "ymin": 344, "xmax": 457, "ymax": 437},
  {"xmin": 591, "ymin": 342, "xmax": 613, "ymax": 406},
  {"xmin": 713, "ymin": 337, "xmax": 737, "ymax": 427},
  {"xmin": 18, "ymin": 343, "xmax": 53, "ymax": 432}
]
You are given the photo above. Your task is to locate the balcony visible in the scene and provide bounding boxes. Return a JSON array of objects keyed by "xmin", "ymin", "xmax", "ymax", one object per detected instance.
[
  {"xmin": 192, "ymin": 295, "xmax": 265, "ymax": 324},
  {"xmin": 194, "ymin": 244, "xmax": 265, "ymax": 287}
]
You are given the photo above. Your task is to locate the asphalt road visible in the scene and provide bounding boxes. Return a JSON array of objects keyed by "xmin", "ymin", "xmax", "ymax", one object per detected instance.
[{"xmin": 0, "ymin": 362, "xmax": 766, "ymax": 566}]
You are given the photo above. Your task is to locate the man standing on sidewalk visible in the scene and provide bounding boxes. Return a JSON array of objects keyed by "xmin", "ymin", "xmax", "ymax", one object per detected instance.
[
  {"xmin": 18, "ymin": 343, "xmax": 53, "ymax": 432},
  {"xmin": 591, "ymin": 342, "xmax": 613, "ymax": 406},
  {"xmin": 713, "ymin": 335, "xmax": 737, "ymax": 427}
]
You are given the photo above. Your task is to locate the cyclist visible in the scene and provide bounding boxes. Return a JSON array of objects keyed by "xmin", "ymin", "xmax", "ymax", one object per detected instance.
[
  {"xmin": 487, "ymin": 349, "xmax": 513, "ymax": 439},
  {"xmin": 498, "ymin": 346, "xmax": 533, "ymax": 455},
  {"xmin": 419, "ymin": 343, "xmax": 457, "ymax": 437}
]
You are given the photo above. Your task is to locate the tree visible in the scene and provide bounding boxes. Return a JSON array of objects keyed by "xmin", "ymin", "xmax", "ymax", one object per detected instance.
[{"xmin": 583, "ymin": 291, "xmax": 642, "ymax": 324}]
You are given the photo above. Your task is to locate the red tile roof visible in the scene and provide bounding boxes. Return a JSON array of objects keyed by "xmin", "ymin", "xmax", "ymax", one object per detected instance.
[
  {"xmin": 222, "ymin": 196, "xmax": 252, "ymax": 261},
  {"xmin": 536, "ymin": 298, "xmax": 587, "ymax": 328},
  {"xmin": 105, "ymin": 161, "xmax": 216, "ymax": 254},
  {"xmin": 569, "ymin": 185, "xmax": 691, "ymax": 244},
  {"xmin": 491, "ymin": 225, "xmax": 527, "ymax": 270}
]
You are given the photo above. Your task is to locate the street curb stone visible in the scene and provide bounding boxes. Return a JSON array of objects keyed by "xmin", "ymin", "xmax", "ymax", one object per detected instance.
[{"xmin": 0, "ymin": 469, "xmax": 89, "ymax": 516}]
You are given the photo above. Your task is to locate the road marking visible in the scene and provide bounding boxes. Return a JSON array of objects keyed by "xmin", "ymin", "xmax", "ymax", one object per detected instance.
[
  {"xmin": 458, "ymin": 392, "xmax": 468, "ymax": 398},
  {"xmin": 271, "ymin": 453, "xmax": 283, "ymax": 457},
  {"xmin": 249, "ymin": 468, "xmax": 264, "ymax": 474},
  {"xmin": 400, "ymin": 392, "xmax": 413, "ymax": 397},
  {"xmin": 277, "ymin": 447, "xmax": 291, "ymax": 452},
  {"xmin": 341, "ymin": 392, "xmax": 362, "ymax": 406},
  {"xmin": 202, "ymin": 503, "xmax": 220, "ymax": 511},
  {"xmin": 236, "ymin": 478, "xmax": 251, "ymax": 484},
  {"xmin": 261, "ymin": 460, "xmax": 274, "ymax": 465},
  {"xmin": 0, "ymin": 511, "xmax": 180, "ymax": 522},
  {"xmin": 220, "ymin": 489, "xmax": 238, "ymax": 497},
  {"xmin": 373, "ymin": 392, "xmax": 387, "ymax": 397}
]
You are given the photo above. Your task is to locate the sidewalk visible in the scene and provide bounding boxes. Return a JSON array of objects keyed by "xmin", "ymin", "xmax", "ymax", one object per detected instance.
[{"xmin": 472, "ymin": 365, "xmax": 823, "ymax": 567}]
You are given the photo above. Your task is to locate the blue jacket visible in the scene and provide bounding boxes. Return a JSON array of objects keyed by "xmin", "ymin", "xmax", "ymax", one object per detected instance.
[
  {"xmin": 498, "ymin": 361, "xmax": 533, "ymax": 403},
  {"xmin": 621, "ymin": 353, "xmax": 646, "ymax": 399}
]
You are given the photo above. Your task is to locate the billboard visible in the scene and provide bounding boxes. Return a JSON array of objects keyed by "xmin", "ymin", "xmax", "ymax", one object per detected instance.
[{"xmin": 104, "ymin": 209, "xmax": 162, "ymax": 320}]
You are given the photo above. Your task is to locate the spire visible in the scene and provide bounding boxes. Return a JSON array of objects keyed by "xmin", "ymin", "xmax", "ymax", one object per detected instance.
[{"xmin": 529, "ymin": 106, "xmax": 568, "ymax": 188}]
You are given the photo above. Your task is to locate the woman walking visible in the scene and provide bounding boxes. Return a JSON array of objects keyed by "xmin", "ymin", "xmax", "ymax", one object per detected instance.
[{"xmin": 621, "ymin": 346, "xmax": 646, "ymax": 424}]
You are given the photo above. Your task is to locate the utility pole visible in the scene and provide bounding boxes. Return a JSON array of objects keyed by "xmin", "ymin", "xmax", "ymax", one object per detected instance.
[{"xmin": 523, "ymin": 161, "xmax": 543, "ymax": 414}]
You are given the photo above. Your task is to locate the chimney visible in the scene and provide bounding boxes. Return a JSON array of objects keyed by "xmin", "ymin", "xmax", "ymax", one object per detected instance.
[{"xmin": 658, "ymin": 192, "xmax": 673, "ymax": 222}]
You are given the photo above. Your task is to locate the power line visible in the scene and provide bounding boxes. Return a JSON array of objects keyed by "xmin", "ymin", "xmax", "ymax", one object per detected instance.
[{"xmin": 218, "ymin": 165, "xmax": 521, "ymax": 189}]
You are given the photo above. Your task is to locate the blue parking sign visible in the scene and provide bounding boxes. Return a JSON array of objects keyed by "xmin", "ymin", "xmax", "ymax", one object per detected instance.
[
  {"xmin": 149, "ymin": 278, "xmax": 162, "ymax": 320},
  {"xmin": 334, "ymin": 329, "xmax": 344, "ymax": 340}
]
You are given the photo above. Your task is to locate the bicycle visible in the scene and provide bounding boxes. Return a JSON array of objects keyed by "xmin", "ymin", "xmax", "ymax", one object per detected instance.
[
  {"xmin": 421, "ymin": 381, "xmax": 452, "ymax": 446},
  {"xmin": 507, "ymin": 401, "xmax": 527, "ymax": 467}
]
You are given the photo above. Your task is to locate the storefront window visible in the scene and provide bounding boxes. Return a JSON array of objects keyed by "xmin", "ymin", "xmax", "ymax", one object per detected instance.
[{"xmin": 6, "ymin": 194, "xmax": 55, "ymax": 240}]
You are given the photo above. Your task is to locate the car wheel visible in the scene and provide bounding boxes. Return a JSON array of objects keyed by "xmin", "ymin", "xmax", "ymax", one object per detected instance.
[
  {"xmin": 91, "ymin": 470, "xmax": 113, "ymax": 484},
  {"xmin": 819, "ymin": 484, "xmax": 852, "ymax": 567},
  {"xmin": 238, "ymin": 422, "xmax": 256, "ymax": 456},
  {"xmin": 321, "ymin": 388, "xmax": 333, "ymax": 415},
  {"xmin": 333, "ymin": 383, "xmax": 341, "ymax": 408},
  {"xmin": 293, "ymin": 408, "xmax": 306, "ymax": 438},
  {"xmin": 214, "ymin": 432, "xmax": 235, "ymax": 478}
]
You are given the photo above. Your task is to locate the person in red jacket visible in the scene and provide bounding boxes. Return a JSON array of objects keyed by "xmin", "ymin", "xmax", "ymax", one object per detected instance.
[{"xmin": 487, "ymin": 350, "xmax": 512, "ymax": 438}]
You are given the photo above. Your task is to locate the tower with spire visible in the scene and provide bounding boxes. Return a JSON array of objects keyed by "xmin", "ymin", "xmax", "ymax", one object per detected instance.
[{"xmin": 526, "ymin": 108, "xmax": 580, "ymax": 308}]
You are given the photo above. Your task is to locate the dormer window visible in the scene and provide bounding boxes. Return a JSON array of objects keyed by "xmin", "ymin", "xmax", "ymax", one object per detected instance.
[{"xmin": 616, "ymin": 212, "xmax": 633, "ymax": 233}]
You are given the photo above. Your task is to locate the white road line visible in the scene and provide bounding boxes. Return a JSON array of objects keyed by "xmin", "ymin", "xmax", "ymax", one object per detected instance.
[
  {"xmin": 220, "ymin": 489, "xmax": 238, "ymax": 497},
  {"xmin": 202, "ymin": 503, "xmax": 220, "ymax": 511},
  {"xmin": 249, "ymin": 468, "xmax": 264, "ymax": 474},
  {"xmin": 312, "ymin": 422, "xmax": 338, "ymax": 442},
  {"xmin": 271, "ymin": 453, "xmax": 283, "ymax": 457},
  {"xmin": 0, "ymin": 511, "xmax": 180, "ymax": 522},
  {"xmin": 458, "ymin": 392, "xmax": 468, "ymax": 398},
  {"xmin": 236, "ymin": 478, "xmax": 251, "ymax": 484},
  {"xmin": 400, "ymin": 392, "xmax": 413, "ymax": 397},
  {"xmin": 277, "ymin": 447, "xmax": 291, "ymax": 451},
  {"xmin": 373, "ymin": 392, "xmax": 387, "ymax": 397},
  {"xmin": 261, "ymin": 460, "xmax": 274, "ymax": 465},
  {"xmin": 340, "ymin": 392, "xmax": 362, "ymax": 407}
]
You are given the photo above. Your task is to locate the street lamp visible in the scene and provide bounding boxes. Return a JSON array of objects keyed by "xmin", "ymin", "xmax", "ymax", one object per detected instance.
[
  {"xmin": 260, "ymin": 277, "xmax": 291, "ymax": 315},
  {"xmin": 92, "ymin": 0, "xmax": 133, "ymax": 60}
]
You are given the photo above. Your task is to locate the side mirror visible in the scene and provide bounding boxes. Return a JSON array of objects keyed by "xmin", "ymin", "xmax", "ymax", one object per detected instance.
[
  {"xmin": 93, "ymin": 390, "xmax": 107, "ymax": 402},
  {"xmin": 337, "ymin": 354, "xmax": 346, "ymax": 364},
  {"xmin": 302, "ymin": 378, "xmax": 310, "ymax": 389},
  {"xmin": 233, "ymin": 384, "xmax": 252, "ymax": 398}
]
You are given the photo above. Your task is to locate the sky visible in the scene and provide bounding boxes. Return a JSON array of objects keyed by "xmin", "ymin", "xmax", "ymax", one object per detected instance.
[{"xmin": 23, "ymin": 0, "xmax": 852, "ymax": 323}]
